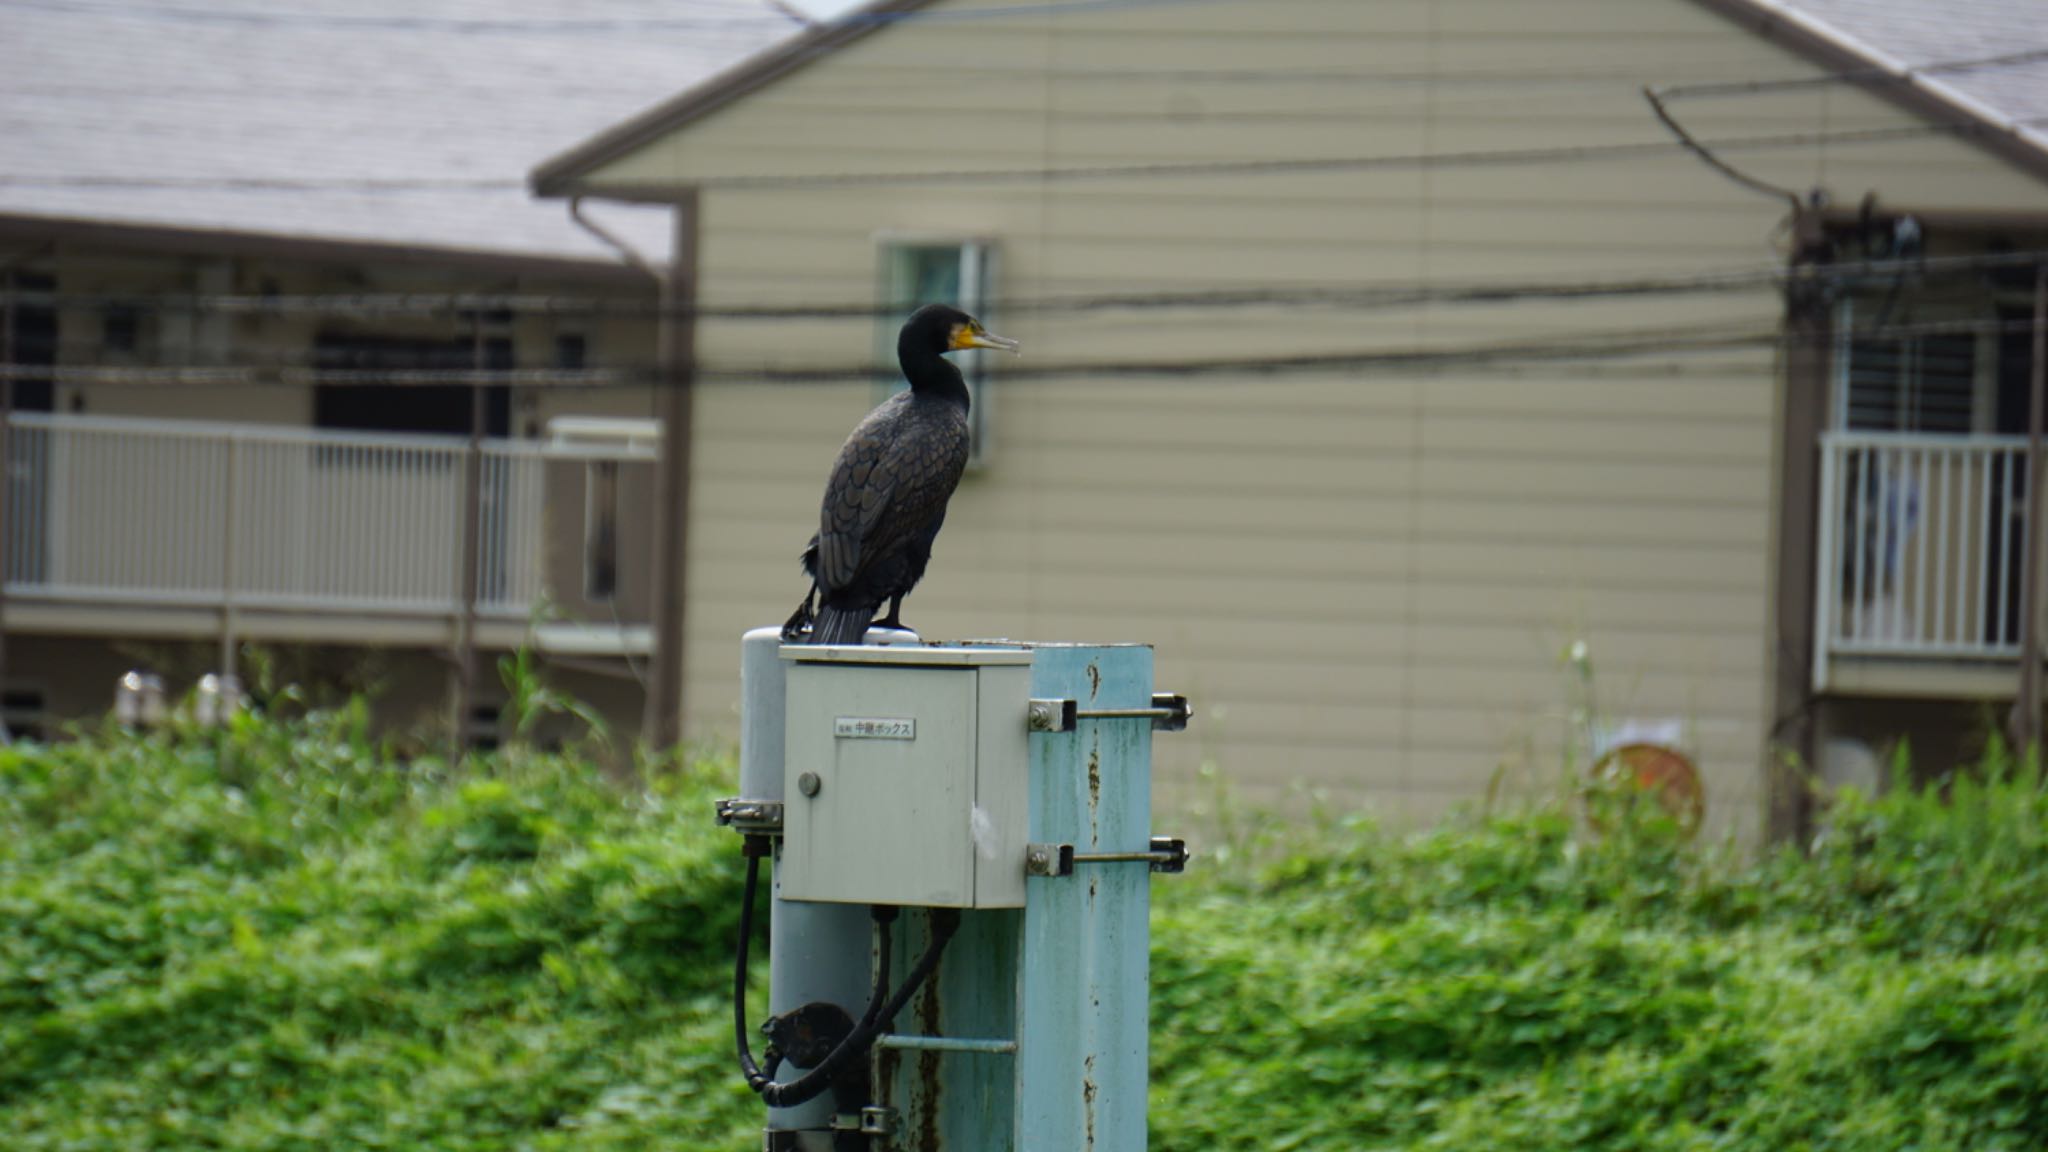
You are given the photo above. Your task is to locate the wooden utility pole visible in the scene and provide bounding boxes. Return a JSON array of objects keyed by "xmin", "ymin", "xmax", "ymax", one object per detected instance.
[
  {"xmin": 645, "ymin": 189, "xmax": 699, "ymax": 751},
  {"xmin": 0, "ymin": 275, "xmax": 13, "ymax": 725},
  {"xmin": 1768, "ymin": 208, "xmax": 1831, "ymax": 843},
  {"xmin": 2010, "ymin": 266, "xmax": 2048, "ymax": 758},
  {"xmin": 454, "ymin": 318, "xmax": 487, "ymax": 754}
]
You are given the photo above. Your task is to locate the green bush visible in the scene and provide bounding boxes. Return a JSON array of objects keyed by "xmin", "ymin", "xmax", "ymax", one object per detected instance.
[
  {"xmin": 1150, "ymin": 758, "xmax": 2048, "ymax": 1152},
  {"xmin": 0, "ymin": 711, "xmax": 760, "ymax": 1151},
  {"xmin": 3, "ymin": 710, "xmax": 2045, "ymax": 1150}
]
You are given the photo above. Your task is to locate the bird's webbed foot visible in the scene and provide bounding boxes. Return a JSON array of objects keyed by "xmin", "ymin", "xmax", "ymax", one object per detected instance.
[
  {"xmin": 780, "ymin": 586, "xmax": 818, "ymax": 641},
  {"xmin": 875, "ymin": 597, "xmax": 911, "ymax": 634}
]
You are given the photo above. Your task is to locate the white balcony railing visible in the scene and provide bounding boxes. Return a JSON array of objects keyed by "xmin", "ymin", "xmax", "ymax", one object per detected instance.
[
  {"xmin": 4, "ymin": 413, "xmax": 649, "ymax": 621},
  {"xmin": 1814, "ymin": 431, "xmax": 2039, "ymax": 688}
]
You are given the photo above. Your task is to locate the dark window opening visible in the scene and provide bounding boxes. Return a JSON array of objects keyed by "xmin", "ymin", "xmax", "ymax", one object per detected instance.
[
  {"xmin": 555, "ymin": 334, "xmax": 587, "ymax": 371},
  {"xmin": 102, "ymin": 304, "xmax": 142, "ymax": 353},
  {"xmin": 585, "ymin": 460, "xmax": 619, "ymax": 602},
  {"xmin": 5, "ymin": 272, "xmax": 56, "ymax": 413},
  {"xmin": 1844, "ymin": 331, "xmax": 1976, "ymax": 434},
  {"xmin": 468, "ymin": 703, "xmax": 502, "ymax": 753},
  {"xmin": 2, "ymin": 688, "xmax": 46, "ymax": 744},
  {"xmin": 312, "ymin": 332, "xmax": 511, "ymax": 438}
]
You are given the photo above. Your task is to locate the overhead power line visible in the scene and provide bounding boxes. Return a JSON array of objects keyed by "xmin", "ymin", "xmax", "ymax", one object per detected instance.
[
  {"xmin": 7, "ymin": 248, "xmax": 2041, "ymax": 322},
  {"xmin": 3, "ymin": 315, "xmax": 2036, "ymax": 391},
  {"xmin": 690, "ymin": 119, "xmax": 2048, "ymax": 190},
  {"xmin": 0, "ymin": 175, "xmax": 521, "ymax": 191},
  {"xmin": 8, "ymin": 119, "xmax": 2040, "ymax": 197},
  {"xmin": 0, "ymin": 0, "xmax": 1238, "ymax": 34},
  {"xmin": 1654, "ymin": 45, "xmax": 2048, "ymax": 100},
  {"xmin": 2, "ymin": 0, "xmax": 803, "ymax": 34},
  {"xmin": 14, "ymin": 46, "xmax": 2048, "ymax": 98}
]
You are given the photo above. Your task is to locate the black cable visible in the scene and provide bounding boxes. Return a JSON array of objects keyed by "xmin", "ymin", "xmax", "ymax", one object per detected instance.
[
  {"xmin": 8, "ymin": 119, "xmax": 2042, "ymax": 196},
  {"xmin": 731, "ymin": 850, "xmax": 961, "ymax": 1110},
  {"xmin": 4, "ymin": 314, "xmax": 2039, "ymax": 391},
  {"xmin": 6, "ymin": 247, "xmax": 2045, "ymax": 321}
]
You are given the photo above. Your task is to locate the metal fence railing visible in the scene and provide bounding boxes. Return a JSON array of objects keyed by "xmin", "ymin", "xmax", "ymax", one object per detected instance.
[
  {"xmin": 1814, "ymin": 431, "xmax": 2037, "ymax": 687},
  {"xmin": 4, "ymin": 412, "xmax": 645, "ymax": 620}
]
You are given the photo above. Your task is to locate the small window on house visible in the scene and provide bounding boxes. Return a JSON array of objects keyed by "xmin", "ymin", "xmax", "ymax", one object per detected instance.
[
  {"xmin": 556, "ymin": 334, "xmax": 587, "ymax": 372},
  {"xmin": 102, "ymin": 303, "xmax": 142, "ymax": 354},
  {"xmin": 878, "ymin": 241, "xmax": 994, "ymax": 464},
  {"xmin": 2, "ymin": 688, "xmax": 46, "ymax": 744},
  {"xmin": 2, "ymin": 272, "xmax": 54, "ymax": 412},
  {"xmin": 468, "ymin": 701, "xmax": 502, "ymax": 753},
  {"xmin": 585, "ymin": 460, "xmax": 619, "ymax": 602},
  {"xmin": 311, "ymin": 332, "xmax": 511, "ymax": 440},
  {"xmin": 1836, "ymin": 298, "xmax": 1979, "ymax": 433}
]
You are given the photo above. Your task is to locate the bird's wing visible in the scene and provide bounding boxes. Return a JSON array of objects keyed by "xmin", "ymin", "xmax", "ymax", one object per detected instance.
[
  {"xmin": 815, "ymin": 410, "xmax": 968, "ymax": 592},
  {"xmin": 815, "ymin": 423, "xmax": 894, "ymax": 591}
]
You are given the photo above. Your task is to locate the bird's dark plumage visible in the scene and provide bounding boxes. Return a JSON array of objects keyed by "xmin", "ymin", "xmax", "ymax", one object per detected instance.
[{"xmin": 783, "ymin": 303, "xmax": 1017, "ymax": 644}]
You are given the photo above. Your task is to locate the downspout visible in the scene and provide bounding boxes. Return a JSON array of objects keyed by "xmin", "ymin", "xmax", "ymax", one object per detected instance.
[{"xmin": 564, "ymin": 196, "xmax": 695, "ymax": 750}]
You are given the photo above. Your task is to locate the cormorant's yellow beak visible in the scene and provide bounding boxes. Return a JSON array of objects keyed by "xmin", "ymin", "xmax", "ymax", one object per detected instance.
[{"xmin": 949, "ymin": 322, "xmax": 1020, "ymax": 355}]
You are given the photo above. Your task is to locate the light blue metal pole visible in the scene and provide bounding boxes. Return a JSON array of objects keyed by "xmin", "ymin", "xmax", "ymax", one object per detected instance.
[
  {"xmin": 876, "ymin": 642, "xmax": 1158, "ymax": 1151},
  {"xmin": 1017, "ymin": 643, "xmax": 1154, "ymax": 1152},
  {"xmin": 740, "ymin": 627, "xmax": 872, "ymax": 1146}
]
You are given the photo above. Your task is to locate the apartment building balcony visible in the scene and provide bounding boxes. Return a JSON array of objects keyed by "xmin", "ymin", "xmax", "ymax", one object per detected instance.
[
  {"xmin": 1814, "ymin": 431, "xmax": 2045, "ymax": 699},
  {"xmin": 3, "ymin": 413, "xmax": 658, "ymax": 656}
]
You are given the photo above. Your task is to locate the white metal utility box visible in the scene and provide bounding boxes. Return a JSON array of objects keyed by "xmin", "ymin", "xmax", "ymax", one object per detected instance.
[{"xmin": 780, "ymin": 644, "xmax": 1033, "ymax": 909}]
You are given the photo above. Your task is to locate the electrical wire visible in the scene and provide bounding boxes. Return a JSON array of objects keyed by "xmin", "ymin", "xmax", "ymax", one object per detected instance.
[
  {"xmin": 1655, "ymin": 45, "xmax": 2048, "ymax": 101},
  {"xmin": 7, "ymin": 248, "xmax": 2043, "ymax": 322},
  {"xmin": 730, "ymin": 850, "xmax": 959, "ymax": 1110},
  {"xmin": 0, "ymin": 0, "xmax": 1240, "ymax": 34},
  {"xmin": 12, "ymin": 49, "xmax": 2048, "ymax": 99},
  {"xmin": 7, "ymin": 119, "xmax": 2042, "ymax": 195},
  {"xmin": 19, "ymin": 0, "xmax": 1286, "ymax": 30},
  {"xmin": 2, "ymin": 0, "xmax": 804, "ymax": 34},
  {"xmin": 5, "ymin": 315, "xmax": 2038, "ymax": 391}
]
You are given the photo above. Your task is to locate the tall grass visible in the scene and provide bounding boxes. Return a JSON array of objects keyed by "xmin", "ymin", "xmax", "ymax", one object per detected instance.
[
  {"xmin": 2, "ymin": 702, "xmax": 2044, "ymax": 1150},
  {"xmin": 1150, "ymin": 748, "xmax": 2048, "ymax": 1151}
]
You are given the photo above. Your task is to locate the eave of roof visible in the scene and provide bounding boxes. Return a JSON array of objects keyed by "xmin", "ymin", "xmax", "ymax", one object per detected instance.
[
  {"xmin": 0, "ymin": 212, "xmax": 660, "ymax": 285},
  {"xmin": 1692, "ymin": 0, "xmax": 2048, "ymax": 188},
  {"xmin": 533, "ymin": 0, "xmax": 2048, "ymax": 203},
  {"xmin": 530, "ymin": 0, "xmax": 940, "ymax": 198}
]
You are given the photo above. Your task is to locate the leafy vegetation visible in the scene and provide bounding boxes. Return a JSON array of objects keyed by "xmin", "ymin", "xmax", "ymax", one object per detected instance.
[
  {"xmin": 3, "ymin": 700, "xmax": 2045, "ymax": 1150},
  {"xmin": 0, "ymin": 704, "xmax": 758, "ymax": 1151},
  {"xmin": 1153, "ymin": 757, "xmax": 2048, "ymax": 1152}
]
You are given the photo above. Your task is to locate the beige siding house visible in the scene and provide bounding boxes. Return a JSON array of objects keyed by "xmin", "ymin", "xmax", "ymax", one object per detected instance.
[{"xmin": 534, "ymin": 0, "xmax": 2048, "ymax": 837}]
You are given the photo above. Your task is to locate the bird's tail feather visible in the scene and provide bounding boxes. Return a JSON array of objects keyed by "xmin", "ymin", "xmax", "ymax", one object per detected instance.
[{"xmin": 810, "ymin": 604, "xmax": 877, "ymax": 645}]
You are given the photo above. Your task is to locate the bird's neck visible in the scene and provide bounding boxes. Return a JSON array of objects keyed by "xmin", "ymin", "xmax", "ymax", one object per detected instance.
[{"xmin": 899, "ymin": 340, "xmax": 971, "ymax": 412}]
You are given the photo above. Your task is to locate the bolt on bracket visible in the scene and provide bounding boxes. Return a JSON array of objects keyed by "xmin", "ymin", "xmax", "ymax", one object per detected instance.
[
  {"xmin": 828, "ymin": 1107, "xmax": 899, "ymax": 1137},
  {"xmin": 1027, "ymin": 693, "xmax": 1192, "ymax": 733},
  {"xmin": 714, "ymin": 797, "xmax": 784, "ymax": 835},
  {"xmin": 1026, "ymin": 836, "xmax": 1188, "ymax": 877}
]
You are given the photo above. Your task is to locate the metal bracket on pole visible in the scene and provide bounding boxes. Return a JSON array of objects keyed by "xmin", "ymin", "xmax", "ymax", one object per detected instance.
[
  {"xmin": 1026, "ymin": 836, "xmax": 1188, "ymax": 877},
  {"xmin": 827, "ymin": 1107, "xmax": 900, "ymax": 1137},
  {"xmin": 1027, "ymin": 692, "xmax": 1191, "ymax": 733},
  {"xmin": 714, "ymin": 797, "xmax": 784, "ymax": 836}
]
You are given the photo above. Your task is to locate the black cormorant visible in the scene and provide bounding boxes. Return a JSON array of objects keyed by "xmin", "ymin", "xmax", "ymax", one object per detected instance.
[{"xmin": 782, "ymin": 303, "xmax": 1019, "ymax": 644}]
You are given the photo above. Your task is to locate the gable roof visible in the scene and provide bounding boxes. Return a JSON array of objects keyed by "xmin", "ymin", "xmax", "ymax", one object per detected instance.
[
  {"xmin": 530, "ymin": 0, "xmax": 929, "ymax": 198},
  {"xmin": 0, "ymin": 0, "xmax": 797, "ymax": 263},
  {"xmin": 532, "ymin": 0, "xmax": 2048, "ymax": 198},
  {"xmin": 1696, "ymin": 0, "xmax": 2048, "ymax": 182}
]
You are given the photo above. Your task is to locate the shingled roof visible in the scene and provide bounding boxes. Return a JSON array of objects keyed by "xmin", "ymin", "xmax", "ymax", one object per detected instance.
[
  {"xmin": 1731, "ymin": 0, "xmax": 2048, "ymax": 155},
  {"xmin": 0, "ymin": 0, "xmax": 797, "ymax": 262}
]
